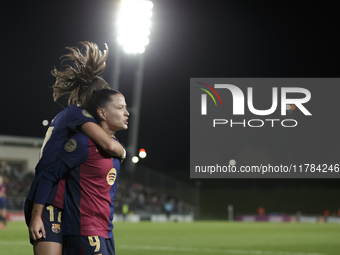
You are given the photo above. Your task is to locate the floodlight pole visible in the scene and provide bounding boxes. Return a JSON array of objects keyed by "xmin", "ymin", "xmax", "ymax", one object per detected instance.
[
  {"xmin": 126, "ymin": 53, "xmax": 145, "ymax": 172},
  {"xmin": 114, "ymin": 0, "xmax": 152, "ymax": 173},
  {"xmin": 112, "ymin": 43, "xmax": 122, "ymax": 91}
]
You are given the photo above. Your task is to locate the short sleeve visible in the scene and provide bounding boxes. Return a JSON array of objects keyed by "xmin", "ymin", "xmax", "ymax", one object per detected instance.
[
  {"xmin": 57, "ymin": 133, "xmax": 90, "ymax": 169},
  {"xmin": 65, "ymin": 105, "xmax": 97, "ymax": 132}
]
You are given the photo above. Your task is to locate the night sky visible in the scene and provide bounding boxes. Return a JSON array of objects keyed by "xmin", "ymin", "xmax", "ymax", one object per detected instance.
[{"xmin": 1, "ymin": 1, "xmax": 339, "ymax": 187}]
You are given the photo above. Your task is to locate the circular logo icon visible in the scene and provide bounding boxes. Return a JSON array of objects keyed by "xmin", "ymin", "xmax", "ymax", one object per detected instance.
[
  {"xmin": 82, "ymin": 109, "xmax": 93, "ymax": 118},
  {"xmin": 64, "ymin": 139, "xmax": 77, "ymax": 152},
  {"xmin": 107, "ymin": 168, "xmax": 117, "ymax": 186}
]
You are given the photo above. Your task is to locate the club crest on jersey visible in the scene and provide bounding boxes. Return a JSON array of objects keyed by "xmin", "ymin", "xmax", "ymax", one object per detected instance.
[
  {"xmin": 64, "ymin": 138, "xmax": 77, "ymax": 152},
  {"xmin": 82, "ymin": 109, "xmax": 94, "ymax": 118},
  {"xmin": 51, "ymin": 223, "xmax": 61, "ymax": 233},
  {"xmin": 107, "ymin": 168, "xmax": 117, "ymax": 186}
]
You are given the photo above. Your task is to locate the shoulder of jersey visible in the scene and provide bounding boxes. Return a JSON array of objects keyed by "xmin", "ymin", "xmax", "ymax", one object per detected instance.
[
  {"xmin": 82, "ymin": 109, "xmax": 94, "ymax": 118},
  {"xmin": 64, "ymin": 138, "xmax": 78, "ymax": 152},
  {"xmin": 70, "ymin": 105, "xmax": 93, "ymax": 118}
]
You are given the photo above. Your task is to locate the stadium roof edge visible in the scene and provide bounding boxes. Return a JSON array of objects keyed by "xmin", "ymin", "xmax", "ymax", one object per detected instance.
[{"xmin": 0, "ymin": 134, "xmax": 44, "ymax": 147}]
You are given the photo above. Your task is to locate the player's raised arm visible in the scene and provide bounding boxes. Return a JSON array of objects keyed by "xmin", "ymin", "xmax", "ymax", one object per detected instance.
[{"xmin": 81, "ymin": 122, "xmax": 125, "ymax": 160}]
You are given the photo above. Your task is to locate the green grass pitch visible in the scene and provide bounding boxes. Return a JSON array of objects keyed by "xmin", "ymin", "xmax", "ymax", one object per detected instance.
[{"xmin": 1, "ymin": 221, "xmax": 340, "ymax": 255}]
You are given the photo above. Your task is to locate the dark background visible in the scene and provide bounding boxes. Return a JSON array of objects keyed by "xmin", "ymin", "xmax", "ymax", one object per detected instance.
[{"xmin": 1, "ymin": 1, "xmax": 339, "ymax": 217}]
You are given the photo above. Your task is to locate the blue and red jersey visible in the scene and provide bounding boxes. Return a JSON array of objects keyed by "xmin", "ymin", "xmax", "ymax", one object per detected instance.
[
  {"xmin": 59, "ymin": 133, "xmax": 120, "ymax": 238},
  {"xmin": 0, "ymin": 184, "xmax": 6, "ymax": 199},
  {"xmin": 46, "ymin": 133, "xmax": 120, "ymax": 238},
  {"xmin": 0, "ymin": 184, "xmax": 5, "ymax": 196},
  {"xmin": 0, "ymin": 184, "xmax": 6, "ymax": 209},
  {"xmin": 26, "ymin": 105, "xmax": 96, "ymax": 208},
  {"xmin": 30, "ymin": 132, "xmax": 121, "ymax": 238}
]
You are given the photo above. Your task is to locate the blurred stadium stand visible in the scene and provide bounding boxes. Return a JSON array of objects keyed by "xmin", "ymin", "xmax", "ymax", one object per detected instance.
[
  {"xmin": 0, "ymin": 135, "xmax": 195, "ymax": 220},
  {"xmin": 2, "ymin": 134, "xmax": 340, "ymax": 222}
]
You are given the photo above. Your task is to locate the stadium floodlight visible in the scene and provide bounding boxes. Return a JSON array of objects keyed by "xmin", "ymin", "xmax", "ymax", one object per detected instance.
[
  {"xmin": 132, "ymin": 156, "xmax": 139, "ymax": 163},
  {"xmin": 139, "ymin": 148, "xmax": 147, "ymax": 158},
  {"xmin": 115, "ymin": 0, "xmax": 154, "ymax": 172},
  {"xmin": 42, "ymin": 120, "xmax": 49, "ymax": 126},
  {"xmin": 117, "ymin": 0, "xmax": 153, "ymax": 54}
]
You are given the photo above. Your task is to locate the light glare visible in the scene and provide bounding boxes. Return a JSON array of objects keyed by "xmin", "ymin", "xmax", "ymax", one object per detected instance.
[
  {"xmin": 139, "ymin": 151, "xmax": 147, "ymax": 158},
  {"xmin": 145, "ymin": 1, "xmax": 153, "ymax": 9},
  {"xmin": 42, "ymin": 120, "xmax": 49, "ymax": 126},
  {"xmin": 132, "ymin": 156, "xmax": 139, "ymax": 163},
  {"xmin": 117, "ymin": 0, "xmax": 153, "ymax": 54}
]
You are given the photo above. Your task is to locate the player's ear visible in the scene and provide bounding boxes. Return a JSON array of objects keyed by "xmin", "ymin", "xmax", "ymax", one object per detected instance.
[{"xmin": 98, "ymin": 108, "xmax": 106, "ymax": 121}]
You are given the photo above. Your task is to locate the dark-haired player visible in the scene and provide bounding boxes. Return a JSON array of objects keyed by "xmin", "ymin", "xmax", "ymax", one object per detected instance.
[
  {"xmin": 25, "ymin": 42, "xmax": 125, "ymax": 255},
  {"xmin": 0, "ymin": 175, "xmax": 7, "ymax": 230},
  {"xmin": 30, "ymin": 89, "xmax": 128, "ymax": 254}
]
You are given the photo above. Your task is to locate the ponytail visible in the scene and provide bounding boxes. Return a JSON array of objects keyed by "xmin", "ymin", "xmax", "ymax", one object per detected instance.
[{"xmin": 52, "ymin": 41, "xmax": 110, "ymax": 111}]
